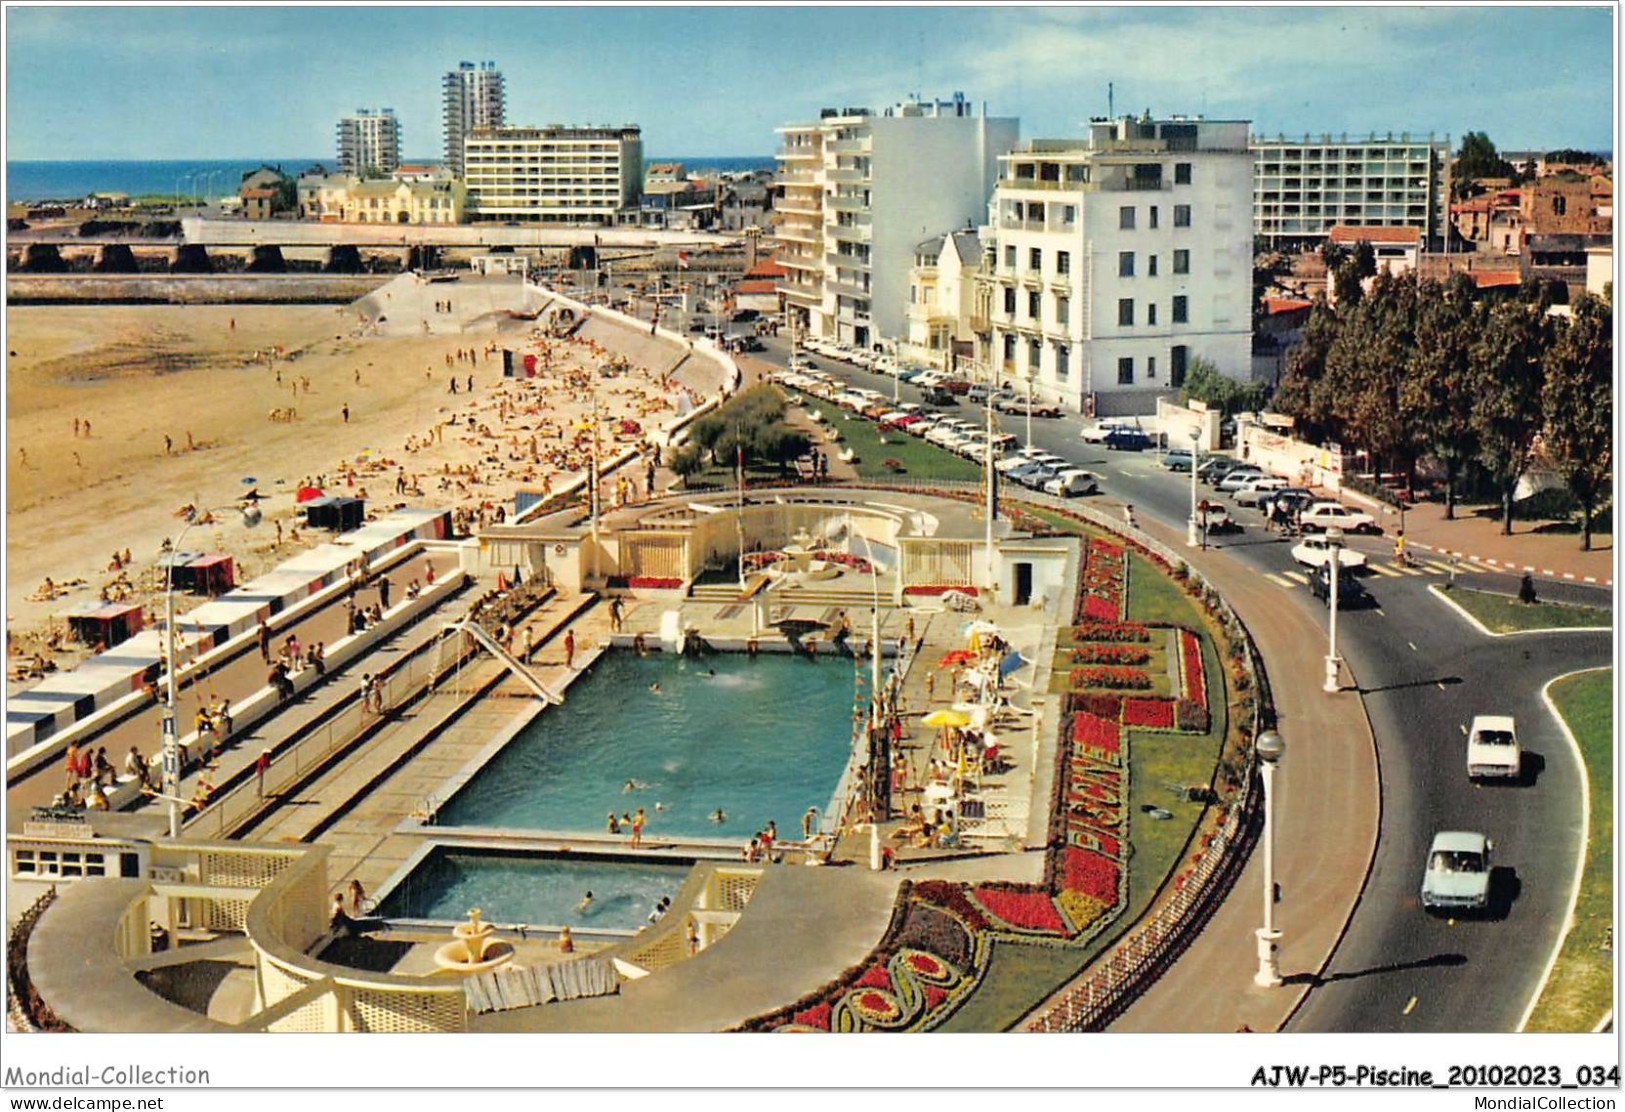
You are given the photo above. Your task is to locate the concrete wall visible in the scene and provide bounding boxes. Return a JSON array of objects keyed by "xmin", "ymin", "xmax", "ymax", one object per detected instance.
[{"xmin": 7, "ymin": 274, "xmax": 390, "ymax": 304}]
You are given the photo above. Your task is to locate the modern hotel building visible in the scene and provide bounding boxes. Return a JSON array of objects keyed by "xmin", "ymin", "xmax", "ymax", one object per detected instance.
[{"xmin": 463, "ymin": 125, "xmax": 643, "ymax": 225}]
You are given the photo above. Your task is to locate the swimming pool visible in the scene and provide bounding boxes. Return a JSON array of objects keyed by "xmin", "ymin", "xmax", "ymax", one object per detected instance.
[
  {"xmin": 436, "ymin": 649, "xmax": 864, "ymax": 841},
  {"xmin": 378, "ymin": 848, "xmax": 692, "ymax": 932}
]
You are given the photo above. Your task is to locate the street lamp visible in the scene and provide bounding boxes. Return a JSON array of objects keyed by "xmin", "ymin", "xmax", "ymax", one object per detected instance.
[
  {"xmin": 1254, "ymin": 729, "xmax": 1285, "ymax": 987},
  {"xmin": 1323, "ymin": 526, "xmax": 1344, "ymax": 693},
  {"xmin": 1186, "ymin": 422, "xmax": 1202, "ymax": 548},
  {"xmin": 161, "ymin": 499, "xmax": 261, "ymax": 838}
]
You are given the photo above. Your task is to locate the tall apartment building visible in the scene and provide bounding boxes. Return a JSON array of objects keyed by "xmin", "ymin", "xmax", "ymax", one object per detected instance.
[
  {"xmin": 335, "ymin": 108, "xmax": 401, "ymax": 177},
  {"xmin": 773, "ymin": 93, "xmax": 1018, "ymax": 349},
  {"xmin": 1251, "ymin": 132, "xmax": 1450, "ymax": 248},
  {"xmin": 443, "ymin": 61, "xmax": 505, "ymax": 176},
  {"xmin": 463, "ymin": 125, "xmax": 642, "ymax": 225},
  {"xmin": 980, "ymin": 115, "xmax": 1254, "ymax": 418}
]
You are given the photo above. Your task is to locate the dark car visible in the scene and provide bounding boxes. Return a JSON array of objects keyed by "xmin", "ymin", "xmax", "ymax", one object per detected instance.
[
  {"xmin": 940, "ymin": 378, "xmax": 973, "ymax": 396},
  {"xmin": 1308, "ymin": 564, "xmax": 1368, "ymax": 609},
  {"xmin": 920, "ymin": 385, "xmax": 957, "ymax": 407},
  {"xmin": 1103, "ymin": 428, "xmax": 1153, "ymax": 451},
  {"xmin": 1257, "ymin": 487, "xmax": 1316, "ymax": 519}
]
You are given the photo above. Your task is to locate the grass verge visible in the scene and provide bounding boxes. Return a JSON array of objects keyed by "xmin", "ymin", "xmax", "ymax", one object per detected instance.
[
  {"xmin": 797, "ymin": 400, "xmax": 983, "ymax": 482},
  {"xmin": 1524, "ymin": 668, "xmax": 1613, "ymax": 1031},
  {"xmin": 1443, "ymin": 587, "xmax": 1611, "ymax": 634}
]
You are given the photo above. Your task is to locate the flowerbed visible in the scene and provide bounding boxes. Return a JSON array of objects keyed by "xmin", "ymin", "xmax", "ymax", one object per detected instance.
[
  {"xmin": 1070, "ymin": 711, "xmax": 1121, "ymax": 757},
  {"xmin": 1071, "ymin": 643, "xmax": 1151, "ymax": 666},
  {"xmin": 1122, "ymin": 697, "xmax": 1175, "ymax": 729},
  {"xmin": 1076, "ymin": 536, "xmax": 1127, "ymax": 623},
  {"xmin": 1070, "ymin": 665, "xmax": 1153, "ymax": 691},
  {"xmin": 626, "ymin": 576, "xmax": 684, "ymax": 590},
  {"xmin": 1072, "ymin": 621, "xmax": 1151, "ymax": 643},
  {"xmin": 1178, "ymin": 630, "xmax": 1207, "ymax": 708},
  {"xmin": 970, "ymin": 885, "xmax": 1067, "ymax": 936},
  {"xmin": 903, "ymin": 584, "xmax": 978, "ymax": 597}
]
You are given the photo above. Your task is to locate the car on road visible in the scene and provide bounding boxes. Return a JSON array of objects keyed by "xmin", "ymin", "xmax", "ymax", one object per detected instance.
[
  {"xmin": 1007, "ymin": 462, "xmax": 1060, "ymax": 490},
  {"xmin": 1307, "ymin": 563, "xmax": 1368, "ymax": 608},
  {"xmin": 1420, "ymin": 831, "xmax": 1493, "ymax": 913},
  {"xmin": 920, "ymin": 385, "xmax": 956, "ymax": 407},
  {"xmin": 996, "ymin": 447, "xmax": 1048, "ymax": 473},
  {"xmin": 965, "ymin": 384, "xmax": 992, "ymax": 404},
  {"xmin": 1081, "ymin": 419, "xmax": 1138, "ymax": 444},
  {"xmin": 1466, "ymin": 715, "xmax": 1521, "ymax": 781},
  {"xmin": 1215, "ymin": 468, "xmax": 1266, "ymax": 493},
  {"xmin": 1162, "ymin": 449, "xmax": 1196, "ymax": 472},
  {"xmin": 997, "ymin": 397, "xmax": 1064, "ymax": 418},
  {"xmin": 940, "ymin": 378, "xmax": 973, "ymax": 396},
  {"xmin": 1195, "ymin": 501, "xmax": 1240, "ymax": 534},
  {"xmin": 1197, "ymin": 456, "xmax": 1245, "ymax": 483},
  {"xmin": 1299, "ymin": 501, "xmax": 1379, "ymax": 534},
  {"xmin": 1233, "ymin": 476, "xmax": 1290, "ymax": 507},
  {"xmin": 1255, "ymin": 487, "xmax": 1316, "ymax": 518},
  {"xmin": 1044, "ymin": 469, "xmax": 1100, "ymax": 498},
  {"xmin": 1291, "ymin": 534, "xmax": 1369, "ymax": 570},
  {"xmin": 1103, "ymin": 428, "xmax": 1153, "ymax": 451}
]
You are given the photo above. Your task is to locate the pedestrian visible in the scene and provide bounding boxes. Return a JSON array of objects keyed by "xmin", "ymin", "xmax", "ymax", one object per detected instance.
[
  {"xmin": 341, "ymin": 403, "xmax": 350, "ymax": 423},
  {"xmin": 467, "ymin": 374, "xmax": 473, "ymax": 392},
  {"xmin": 378, "ymin": 576, "xmax": 391, "ymax": 610},
  {"xmin": 564, "ymin": 629, "xmax": 575, "ymax": 668},
  {"xmin": 450, "ymin": 378, "xmax": 458, "ymax": 395},
  {"xmin": 255, "ymin": 749, "xmax": 270, "ymax": 798},
  {"xmin": 630, "ymin": 806, "xmax": 645, "ymax": 849},
  {"xmin": 1123, "ymin": 503, "xmax": 1137, "ymax": 528},
  {"xmin": 164, "ymin": 434, "xmax": 173, "ymax": 455},
  {"xmin": 425, "ymin": 559, "xmax": 436, "ymax": 585},
  {"xmin": 257, "ymin": 620, "xmax": 272, "ymax": 663},
  {"xmin": 360, "ymin": 674, "xmax": 374, "ymax": 713},
  {"xmin": 685, "ymin": 919, "xmax": 700, "ymax": 955},
  {"xmin": 609, "ymin": 596, "xmax": 624, "ymax": 632}
]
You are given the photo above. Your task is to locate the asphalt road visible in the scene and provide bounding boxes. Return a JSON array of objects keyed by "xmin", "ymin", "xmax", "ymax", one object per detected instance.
[{"xmin": 755, "ymin": 335, "xmax": 1614, "ymax": 1031}]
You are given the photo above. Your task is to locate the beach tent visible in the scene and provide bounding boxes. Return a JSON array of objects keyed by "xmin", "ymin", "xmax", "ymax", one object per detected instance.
[
  {"xmin": 66, "ymin": 603, "xmax": 144, "ymax": 648},
  {"xmin": 173, "ymin": 554, "xmax": 235, "ymax": 597},
  {"xmin": 303, "ymin": 496, "xmax": 366, "ymax": 532}
]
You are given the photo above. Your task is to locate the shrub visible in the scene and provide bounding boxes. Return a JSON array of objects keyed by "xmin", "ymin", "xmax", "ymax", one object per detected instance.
[
  {"xmin": 1071, "ymin": 666, "xmax": 1152, "ymax": 690},
  {"xmin": 1175, "ymin": 698, "xmax": 1211, "ymax": 733}
]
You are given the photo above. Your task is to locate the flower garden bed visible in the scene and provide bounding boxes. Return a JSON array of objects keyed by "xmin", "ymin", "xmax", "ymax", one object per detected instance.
[{"xmin": 902, "ymin": 584, "xmax": 978, "ymax": 597}]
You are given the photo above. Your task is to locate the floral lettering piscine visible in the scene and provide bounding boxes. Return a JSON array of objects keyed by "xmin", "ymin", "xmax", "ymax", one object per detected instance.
[
  {"xmin": 1069, "ymin": 665, "xmax": 1154, "ymax": 690},
  {"xmin": 1070, "ymin": 642, "xmax": 1152, "ymax": 666},
  {"xmin": 1178, "ymin": 630, "xmax": 1206, "ymax": 708}
]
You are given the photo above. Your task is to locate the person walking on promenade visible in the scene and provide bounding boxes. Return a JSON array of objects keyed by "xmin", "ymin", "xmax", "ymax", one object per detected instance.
[
  {"xmin": 378, "ymin": 575, "xmax": 391, "ymax": 611},
  {"xmin": 257, "ymin": 620, "xmax": 272, "ymax": 664},
  {"xmin": 341, "ymin": 403, "xmax": 350, "ymax": 424},
  {"xmin": 564, "ymin": 629, "xmax": 576, "ymax": 668},
  {"xmin": 255, "ymin": 749, "xmax": 270, "ymax": 798},
  {"xmin": 610, "ymin": 597, "xmax": 624, "ymax": 632}
]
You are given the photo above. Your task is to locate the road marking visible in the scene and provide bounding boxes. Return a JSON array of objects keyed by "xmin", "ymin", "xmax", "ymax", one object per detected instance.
[
  {"xmin": 1283, "ymin": 570, "xmax": 1308, "ymax": 584},
  {"xmin": 1402, "ymin": 995, "xmax": 1418, "ymax": 1016},
  {"xmin": 1373, "ymin": 607, "xmax": 1386, "ymax": 617},
  {"xmin": 1400, "ymin": 564, "xmax": 1428, "ymax": 576},
  {"xmin": 1370, "ymin": 564, "xmax": 1402, "ymax": 578},
  {"xmin": 1459, "ymin": 723, "xmax": 1468, "ymax": 735},
  {"xmin": 1263, "ymin": 573, "xmax": 1296, "ymax": 589},
  {"xmin": 1436, "ymin": 681, "xmax": 1447, "ymax": 690},
  {"xmin": 1407, "ymin": 641, "xmax": 1418, "ymax": 652}
]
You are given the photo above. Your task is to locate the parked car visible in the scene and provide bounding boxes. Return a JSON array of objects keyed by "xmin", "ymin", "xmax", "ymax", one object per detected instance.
[
  {"xmin": 1420, "ymin": 831, "xmax": 1493, "ymax": 913},
  {"xmin": 1081, "ymin": 419, "xmax": 1138, "ymax": 444},
  {"xmin": 1044, "ymin": 469, "xmax": 1101, "ymax": 497},
  {"xmin": 1195, "ymin": 501, "xmax": 1240, "ymax": 534},
  {"xmin": 1008, "ymin": 462, "xmax": 1059, "ymax": 490},
  {"xmin": 1215, "ymin": 468, "xmax": 1266, "ymax": 494},
  {"xmin": 1291, "ymin": 534, "xmax": 1369, "ymax": 570},
  {"xmin": 1255, "ymin": 487, "xmax": 1316, "ymax": 518},
  {"xmin": 1196, "ymin": 456, "xmax": 1244, "ymax": 482},
  {"xmin": 1103, "ymin": 428, "xmax": 1153, "ymax": 451},
  {"xmin": 1233, "ymin": 476, "xmax": 1290, "ymax": 507},
  {"xmin": 1002, "ymin": 399, "xmax": 1064, "ymax": 419},
  {"xmin": 920, "ymin": 385, "xmax": 956, "ymax": 407},
  {"xmin": 997, "ymin": 447, "xmax": 1048, "ymax": 474},
  {"xmin": 940, "ymin": 378, "xmax": 973, "ymax": 396},
  {"xmin": 1162, "ymin": 449, "xmax": 1196, "ymax": 472},
  {"xmin": 1299, "ymin": 501, "xmax": 1379, "ymax": 534},
  {"xmin": 1307, "ymin": 563, "xmax": 1368, "ymax": 608},
  {"xmin": 1466, "ymin": 715, "xmax": 1521, "ymax": 781},
  {"xmin": 965, "ymin": 384, "xmax": 992, "ymax": 404}
]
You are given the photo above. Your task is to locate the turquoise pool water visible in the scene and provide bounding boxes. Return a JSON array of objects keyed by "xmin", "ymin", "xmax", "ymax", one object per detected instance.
[
  {"xmin": 379, "ymin": 849, "xmax": 690, "ymax": 931},
  {"xmin": 437, "ymin": 650, "xmax": 865, "ymax": 840}
]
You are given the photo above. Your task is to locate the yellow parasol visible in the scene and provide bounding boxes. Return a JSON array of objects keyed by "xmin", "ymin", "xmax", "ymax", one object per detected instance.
[{"xmin": 921, "ymin": 709, "xmax": 971, "ymax": 729}]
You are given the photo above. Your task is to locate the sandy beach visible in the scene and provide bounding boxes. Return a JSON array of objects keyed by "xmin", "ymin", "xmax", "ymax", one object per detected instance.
[{"xmin": 5, "ymin": 275, "xmax": 720, "ymax": 675}]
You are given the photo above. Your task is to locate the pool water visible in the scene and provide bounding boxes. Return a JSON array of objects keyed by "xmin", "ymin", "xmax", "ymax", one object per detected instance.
[
  {"xmin": 437, "ymin": 649, "xmax": 865, "ymax": 840},
  {"xmin": 379, "ymin": 848, "xmax": 690, "ymax": 932}
]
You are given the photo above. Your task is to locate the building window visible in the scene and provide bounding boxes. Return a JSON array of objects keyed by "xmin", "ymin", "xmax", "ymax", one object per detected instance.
[
  {"xmin": 1056, "ymin": 296, "xmax": 1070, "ymax": 325},
  {"xmin": 1175, "ymin": 162, "xmax": 1192, "ymax": 185},
  {"xmin": 1173, "ymin": 249, "xmax": 1190, "ymax": 274},
  {"xmin": 1173, "ymin": 296, "xmax": 1188, "ymax": 324},
  {"xmin": 1174, "ymin": 204, "xmax": 1192, "ymax": 227},
  {"xmin": 1003, "ymin": 334, "xmax": 1016, "ymax": 362},
  {"xmin": 1004, "ymin": 287, "xmax": 1016, "ymax": 314},
  {"xmin": 1062, "ymin": 204, "xmax": 1077, "ymax": 225},
  {"xmin": 1029, "ymin": 247, "xmax": 1042, "ymax": 270},
  {"xmin": 1117, "ymin": 357, "xmax": 1134, "ymax": 385},
  {"xmin": 1148, "ymin": 303, "xmax": 1158, "ymax": 326},
  {"xmin": 1118, "ymin": 251, "xmax": 1134, "ymax": 278},
  {"xmin": 1029, "ymin": 339, "xmax": 1043, "ymax": 371},
  {"xmin": 1147, "ymin": 356, "xmax": 1157, "ymax": 379},
  {"xmin": 1119, "ymin": 206, "xmax": 1135, "ymax": 230},
  {"xmin": 1148, "ymin": 255, "xmax": 1159, "ymax": 277},
  {"xmin": 910, "ymin": 284, "xmax": 917, "ymax": 304},
  {"xmin": 1149, "ymin": 206, "xmax": 1159, "ymax": 229},
  {"xmin": 1057, "ymin": 250, "xmax": 1071, "ymax": 275},
  {"xmin": 1004, "ymin": 245, "xmax": 1016, "ymax": 269},
  {"xmin": 1171, "ymin": 345, "xmax": 1189, "ymax": 387},
  {"xmin": 1118, "ymin": 298, "xmax": 1134, "ymax": 327},
  {"xmin": 1055, "ymin": 344, "xmax": 1070, "ymax": 379},
  {"xmin": 1027, "ymin": 290, "xmax": 1041, "ymax": 319}
]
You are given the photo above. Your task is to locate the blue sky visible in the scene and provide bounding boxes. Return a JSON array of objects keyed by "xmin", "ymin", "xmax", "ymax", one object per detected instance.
[{"xmin": 5, "ymin": 5, "xmax": 1615, "ymax": 160}]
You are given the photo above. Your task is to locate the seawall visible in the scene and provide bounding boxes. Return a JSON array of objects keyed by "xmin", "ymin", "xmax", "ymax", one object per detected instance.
[{"xmin": 6, "ymin": 274, "xmax": 392, "ymax": 305}]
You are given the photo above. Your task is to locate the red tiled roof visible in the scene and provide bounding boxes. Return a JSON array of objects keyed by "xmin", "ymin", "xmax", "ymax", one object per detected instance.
[
  {"xmin": 1329, "ymin": 225, "xmax": 1419, "ymax": 244},
  {"xmin": 735, "ymin": 279, "xmax": 779, "ymax": 295},
  {"xmin": 1467, "ymin": 271, "xmax": 1521, "ymax": 289},
  {"xmin": 1265, "ymin": 298, "xmax": 1313, "ymax": 315},
  {"xmin": 241, "ymin": 188, "xmax": 277, "ymax": 199},
  {"xmin": 744, "ymin": 260, "xmax": 787, "ymax": 279}
]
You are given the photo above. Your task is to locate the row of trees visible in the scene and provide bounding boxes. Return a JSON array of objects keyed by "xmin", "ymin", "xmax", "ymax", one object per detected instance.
[
  {"xmin": 665, "ymin": 386, "xmax": 811, "ymax": 487},
  {"xmin": 1274, "ymin": 269, "xmax": 1612, "ymax": 549}
]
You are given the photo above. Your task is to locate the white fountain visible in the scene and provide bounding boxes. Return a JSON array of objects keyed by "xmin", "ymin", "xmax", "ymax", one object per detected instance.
[{"xmin": 432, "ymin": 908, "xmax": 514, "ymax": 975}]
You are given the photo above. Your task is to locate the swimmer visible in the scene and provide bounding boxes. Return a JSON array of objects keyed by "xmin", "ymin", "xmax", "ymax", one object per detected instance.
[
  {"xmin": 576, "ymin": 891, "xmax": 594, "ymax": 913},
  {"xmin": 709, "ymin": 807, "xmax": 727, "ymax": 825},
  {"xmin": 654, "ymin": 801, "xmax": 665, "ymax": 811},
  {"xmin": 624, "ymin": 779, "xmax": 649, "ymax": 793},
  {"xmin": 649, "ymin": 682, "xmax": 661, "ymax": 694}
]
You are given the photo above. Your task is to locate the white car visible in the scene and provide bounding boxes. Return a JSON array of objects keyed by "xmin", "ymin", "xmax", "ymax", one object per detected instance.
[
  {"xmin": 1216, "ymin": 468, "xmax": 1267, "ymax": 494},
  {"xmin": 1299, "ymin": 501, "xmax": 1379, "ymax": 534},
  {"xmin": 1290, "ymin": 534, "xmax": 1369, "ymax": 570},
  {"xmin": 1045, "ymin": 469, "xmax": 1100, "ymax": 497},
  {"xmin": 1420, "ymin": 831, "xmax": 1493, "ymax": 913},
  {"xmin": 1466, "ymin": 715, "xmax": 1521, "ymax": 780},
  {"xmin": 997, "ymin": 447, "xmax": 1047, "ymax": 474},
  {"xmin": 1080, "ymin": 419, "xmax": 1137, "ymax": 444},
  {"xmin": 1233, "ymin": 476, "xmax": 1289, "ymax": 507}
]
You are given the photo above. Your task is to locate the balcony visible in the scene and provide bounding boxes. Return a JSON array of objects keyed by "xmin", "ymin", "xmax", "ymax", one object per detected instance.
[
  {"xmin": 826, "ymin": 167, "xmax": 870, "ymax": 185},
  {"xmin": 782, "ymin": 284, "xmax": 823, "ymax": 305},
  {"xmin": 829, "ymin": 222, "xmax": 871, "ymax": 244},
  {"xmin": 826, "ymin": 138, "xmax": 871, "ymax": 154},
  {"xmin": 775, "ymin": 146, "xmax": 819, "ymax": 161},
  {"xmin": 1048, "ymin": 275, "xmax": 1072, "ymax": 293},
  {"xmin": 998, "ymin": 176, "xmax": 1086, "ymax": 193},
  {"xmin": 827, "ymin": 194, "xmax": 867, "ymax": 212},
  {"xmin": 776, "ymin": 199, "xmax": 821, "ymax": 217},
  {"xmin": 827, "ymin": 277, "xmax": 871, "ymax": 299},
  {"xmin": 774, "ymin": 224, "xmax": 820, "ymax": 245}
]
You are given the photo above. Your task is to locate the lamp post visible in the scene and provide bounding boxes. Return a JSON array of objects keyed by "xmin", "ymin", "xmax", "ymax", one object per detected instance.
[
  {"xmin": 1254, "ymin": 729, "xmax": 1285, "ymax": 987},
  {"xmin": 161, "ymin": 500, "xmax": 261, "ymax": 838},
  {"xmin": 1323, "ymin": 527, "xmax": 1344, "ymax": 692},
  {"xmin": 1186, "ymin": 422, "xmax": 1202, "ymax": 548}
]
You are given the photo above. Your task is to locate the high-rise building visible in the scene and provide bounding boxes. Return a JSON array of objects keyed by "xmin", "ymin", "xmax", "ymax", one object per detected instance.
[
  {"xmin": 772, "ymin": 93, "xmax": 1019, "ymax": 349},
  {"xmin": 1251, "ymin": 132, "xmax": 1450, "ymax": 248},
  {"xmin": 443, "ymin": 61, "xmax": 505, "ymax": 176},
  {"xmin": 979, "ymin": 115, "xmax": 1255, "ymax": 417},
  {"xmin": 464, "ymin": 125, "xmax": 643, "ymax": 224},
  {"xmin": 335, "ymin": 109, "xmax": 401, "ymax": 177}
]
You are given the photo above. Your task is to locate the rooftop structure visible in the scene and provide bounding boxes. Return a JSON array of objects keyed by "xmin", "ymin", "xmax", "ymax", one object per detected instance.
[{"xmin": 444, "ymin": 61, "xmax": 505, "ymax": 176}]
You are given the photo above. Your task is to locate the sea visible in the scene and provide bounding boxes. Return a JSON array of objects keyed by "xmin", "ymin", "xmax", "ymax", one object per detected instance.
[{"xmin": 5, "ymin": 156, "xmax": 775, "ymax": 203}]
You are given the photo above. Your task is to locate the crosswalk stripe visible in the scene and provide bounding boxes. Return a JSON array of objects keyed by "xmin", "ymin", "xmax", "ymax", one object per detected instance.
[
  {"xmin": 1399, "ymin": 564, "xmax": 1428, "ymax": 576},
  {"xmin": 1263, "ymin": 573, "xmax": 1297, "ymax": 589},
  {"xmin": 1370, "ymin": 563, "xmax": 1402, "ymax": 578},
  {"xmin": 1282, "ymin": 570, "xmax": 1309, "ymax": 584}
]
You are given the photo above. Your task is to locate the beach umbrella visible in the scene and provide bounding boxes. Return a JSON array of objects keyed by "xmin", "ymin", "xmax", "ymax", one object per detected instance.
[
  {"xmin": 998, "ymin": 650, "xmax": 1028, "ymax": 679},
  {"xmin": 921, "ymin": 709, "xmax": 971, "ymax": 729},
  {"xmin": 936, "ymin": 649, "xmax": 974, "ymax": 668}
]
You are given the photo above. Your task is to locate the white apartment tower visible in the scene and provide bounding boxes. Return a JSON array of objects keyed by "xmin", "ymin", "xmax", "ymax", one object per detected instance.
[
  {"xmin": 1252, "ymin": 132, "xmax": 1450, "ymax": 248},
  {"xmin": 982, "ymin": 115, "xmax": 1254, "ymax": 418},
  {"xmin": 773, "ymin": 94, "xmax": 1019, "ymax": 349},
  {"xmin": 335, "ymin": 108, "xmax": 401, "ymax": 177},
  {"xmin": 464, "ymin": 125, "xmax": 643, "ymax": 225},
  {"xmin": 443, "ymin": 61, "xmax": 506, "ymax": 176}
]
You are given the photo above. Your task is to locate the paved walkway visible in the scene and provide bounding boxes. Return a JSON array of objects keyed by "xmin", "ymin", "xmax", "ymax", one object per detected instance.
[
  {"xmin": 1340, "ymin": 488, "xmax": 1613, "ymax": 586},
  {"xmin": 1108, "ymin": 514, "xmax": 1381, "ymax": 1033}
]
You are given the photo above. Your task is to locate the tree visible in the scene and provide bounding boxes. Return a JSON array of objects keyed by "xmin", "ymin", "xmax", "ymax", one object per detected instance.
[
  {"xmin": 1326, "ymin": 271, "xmax": 1423, "ymax": 485},
  {"xmin": 1272, "ymin": 298, "xmax": 1340, "ymax": 441},
  {"xmin": 1453, "ymin": 131, "xmax": 1515, "ymax": 197},
  {"xmin": 666, "ymin": 443, "xmax": 704, "ymax": 489},
  {"xmin": 1470, "ymin": 299, "xmax": 1549, "ymax": 535},
  {"xmin": 1541, "ymin": 293, "xmax": 1613, "ymax": 550},
  {"xmin": 1402, "ymin": 274, "xmax": 1481, "ymax": 518},
  {"xmin": 1180, "ymin": 355, "xmax": 1265, "ymax": 418}
]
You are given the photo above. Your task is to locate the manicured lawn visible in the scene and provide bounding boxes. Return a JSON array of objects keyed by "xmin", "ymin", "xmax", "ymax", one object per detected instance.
[
  {"xmin": 1443, "ymin": 587, "xmax": 1611, "ymax": 634},
  {"xmin": 1525, "ymin": 668, "xmax": 1613, "ymax": 1032},
  {"xmin": 796, "ymin": 400, "xmax": 983, "ymax": 483}
]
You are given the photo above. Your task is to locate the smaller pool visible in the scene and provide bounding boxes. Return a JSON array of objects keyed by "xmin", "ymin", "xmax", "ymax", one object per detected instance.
[{"xmin": 378, "ymin": 847, "xmax": 692, "ymax": 933}]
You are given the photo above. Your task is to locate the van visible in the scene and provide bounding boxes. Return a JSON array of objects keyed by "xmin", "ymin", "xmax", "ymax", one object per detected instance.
[
  {"xmin": 966, "ymin": 384, "xmax": 992, "ymax": 404},
  {"xmin": 920, "ymin": 385, "xmax": 956, "ymax": 407}
]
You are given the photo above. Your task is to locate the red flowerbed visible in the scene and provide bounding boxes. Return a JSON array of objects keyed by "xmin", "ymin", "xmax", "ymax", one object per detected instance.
[
  {"xmin": 1087, "ymin": 538, "xmax": 1124, "ymax": 560},
  {"xmin": 1122, "ymin": 697, "xmax": 1175, "ymax": 729},
  {"xmin": 1061, "ymin": 846, "xmax": 1122, "ymax": 905},
  {"xmin": 1071, "ymin": 665, "xmax": 1152, "ymax": 690},
  {"xmin": 1079, "ymin": 594, "xmax": 1121, "ymax": 621},
  {"xmin": 1072, "ymin": 691, "xmax": 1124, "ymax": 719},
  {"xmin": 854, "ymin": 962, "xmax": 893, "ymax": 990},
  {"xmin": 627, "ymin": 576, "xmax": 684, "ymax": 590},
  {"xmin": 971, "ymin": 885, "xmax": 1067, "ymax": 935},
  {"xmin": 1071, "ymin": 643, "xmax": 1151, "ymax": 665},
  {"xmin": 1072, "ymin": 621, "xmax": 1151, "ymax": 643},
  {"xmin": 1179, "ymin": 630, "xmax": 1207, "ymax": 707},
  {"xmin": 903, "ymin": 584, "xmax": 978, "ymax": 597},
  {"xmin": 1070, "ymin": 711, "xmax": 1121, "ymax": 755},
  {"xmin": 791, "ymin": 1001, "xmax": 832, "ymax": 1030}
]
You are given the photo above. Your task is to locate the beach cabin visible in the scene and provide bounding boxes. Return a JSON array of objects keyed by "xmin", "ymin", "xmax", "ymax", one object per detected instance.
[
  {"xmin": 66, "ymin": 603, "xmax": 145, "ymax": 649},
  {"xmin": 303, "ymin": 496, "xmax": 366, "ymax": 533},
  {"xmin": 172, "ymin": 554, "xmax": 236, "ymax": 597}
]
